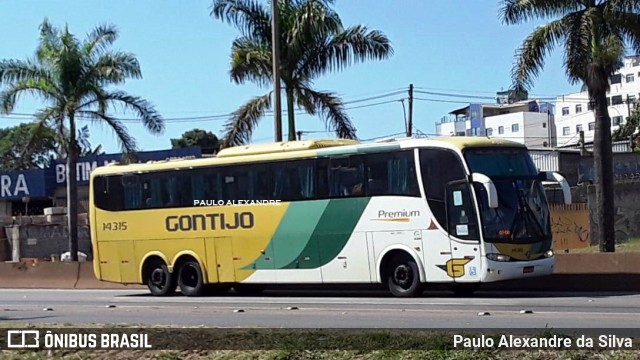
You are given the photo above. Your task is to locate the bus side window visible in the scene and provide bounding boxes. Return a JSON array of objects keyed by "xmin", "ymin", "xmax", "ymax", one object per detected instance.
[
  {"xmin": 122, "ymin": 174, "xmax": 142, "ymax": 210},
  {"xmin": 329, "ymin": 155, "xmax": 364, "ymax": 197},
  {"xmin": 419, "ymin": 149, "xmax": 466, "ymax": 228},
  {"xmin": 315, "ymin": 158, "xmax": 330, "ymax": 199}
]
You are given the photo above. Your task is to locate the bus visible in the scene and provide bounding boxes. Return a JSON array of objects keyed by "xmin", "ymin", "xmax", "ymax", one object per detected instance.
[{"xmin": 89, "ymin": 137, "xmax": 571, "ymax": 297}]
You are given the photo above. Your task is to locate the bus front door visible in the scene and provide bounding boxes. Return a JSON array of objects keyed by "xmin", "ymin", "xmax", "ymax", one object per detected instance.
[{"xmin": 445, "ymin": 181, "xmax": 482, "ymax": 283}]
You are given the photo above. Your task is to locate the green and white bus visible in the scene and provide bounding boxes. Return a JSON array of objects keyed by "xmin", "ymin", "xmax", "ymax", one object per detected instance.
[{"xmin": 90, "ymin": 136, "xmax": 570, "ymax": 297}]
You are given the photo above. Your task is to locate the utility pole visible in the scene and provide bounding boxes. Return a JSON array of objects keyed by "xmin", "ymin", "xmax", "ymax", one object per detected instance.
[
  {"xmin": 271, "ymin": 0, "xmax": 282, "ymax": 142},
  {"xmin": 579, "ymin": 130, "xmax": 586, "ymax": 156},
  {"xmin": 407, "ymin": 84, "xmax": 414, "ymax": 137}
]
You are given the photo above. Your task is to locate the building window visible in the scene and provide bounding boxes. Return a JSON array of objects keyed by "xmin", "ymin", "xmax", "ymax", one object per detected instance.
[
  {"xmin": 576, "ymin": 124, "xmax": 583, "ymax": 133},
  {"xmin": 587, "ymin": 102, "xmax": 594, "ymax": 111},
  {"xmin": 626, "ymin": 74, "xmax": 635, "ymax": 83},
  {"xmin": 542, "ymin": 122, "xmax": 547, "ymax": 128},
  {"xmin": 612, "ymin": 95, "xmax": 623, "ymax": 105},
  {"xmin": 612, "ymin": 116, "xmax": 623, "ymax": 126},
  {"xmin": 562, "ymin": 127, "xmax": 570, "ymax": 136},
  {"xmin": 486, "ymin": 128, "xmax": 493, "ymax": 136},
  {"xmin": 575, "ymin": 104, "xmax": 582, "ymax": 113},
  {"xmin": 610, "ymin": 74, "xmax": 622, "ymax": 84},
  {"xmin": 562, "ymin": 107, "xmax": 569, "ymax": 116},
  {"xmin": 588, "ymin": 122, "xmax": 595, "ymax": 131},
  {"xmin": 607, "ymin": 97, "xmax": 611, "ymax": 106},
  {"xmin": 498, "ymin": 126, "xmax": 504, "ymax": 134},
  {"xmin": 511, "ymin": 124, "xmax": 519, "ymax": 132}
]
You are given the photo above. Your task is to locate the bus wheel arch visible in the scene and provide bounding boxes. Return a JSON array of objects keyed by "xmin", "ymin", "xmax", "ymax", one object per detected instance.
[
  {"xmin": 141, "ymin": 255, "xmax": 177, "ymax": 296},
  {"xmin": 378, "ymin": 247, "xmax": 425, "ymax": 297},
  {"xmin": 174, "ymin": 254, "xmax": 206, "ymax": 297}
]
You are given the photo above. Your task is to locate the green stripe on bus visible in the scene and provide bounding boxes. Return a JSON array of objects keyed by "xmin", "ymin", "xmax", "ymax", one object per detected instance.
[{"xmin": 281, "ymin": 197, "xmax": 370, "ymax": 269}]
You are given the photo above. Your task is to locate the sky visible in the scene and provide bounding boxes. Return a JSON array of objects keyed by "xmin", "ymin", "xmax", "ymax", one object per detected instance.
[{"xmin": 0, "ymin": 0, "xmax": 580, "ymax": 154}]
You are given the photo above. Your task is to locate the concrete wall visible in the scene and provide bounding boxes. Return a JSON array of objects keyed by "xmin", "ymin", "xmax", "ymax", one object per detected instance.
[
  {"xmin": 587, "ymin": 179, "xmax": 640, "ymax": 244},
  {"xmin": 5, "ymin": 223, "xmax": 92, "ymax": 260},
  {"xmin": 3, "ymin": 213, "xmax": 92, "ymax": 261}
]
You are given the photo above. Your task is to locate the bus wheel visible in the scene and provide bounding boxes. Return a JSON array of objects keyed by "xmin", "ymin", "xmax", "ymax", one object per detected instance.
[
  {"xmin": 146, "ymin": 260, "xmax": 176, "ymax": 296},
  {"xmin": 451, "ymin": 283, "xmax": 480, "ymax": 297},
  {"xmin": 177, "ymin": 260, "xmax": 205, "ymax": 297},
  {"xmin": 386, "ymin": 255, "xmax": 423, "ymax": 297}
]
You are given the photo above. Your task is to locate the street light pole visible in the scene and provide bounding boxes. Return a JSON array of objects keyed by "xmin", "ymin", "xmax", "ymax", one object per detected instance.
[{"xmin": 271, "ymin": 0, "xmax": 283, "ymax": 142}]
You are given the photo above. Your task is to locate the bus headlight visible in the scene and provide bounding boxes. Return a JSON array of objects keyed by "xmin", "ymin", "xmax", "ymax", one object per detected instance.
[
  {"xmin": 544, "ymin": 250, "xmax": 554, "ymax": 258},
  {"xmin": 486, "ymin": 253, "xmax": 511, "ymax": 262}
]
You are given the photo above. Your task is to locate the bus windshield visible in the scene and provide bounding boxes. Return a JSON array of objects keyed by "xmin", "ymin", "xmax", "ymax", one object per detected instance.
[{"xmin": 464, "ymin": 148, "xmax": 551, "ymax": 244}]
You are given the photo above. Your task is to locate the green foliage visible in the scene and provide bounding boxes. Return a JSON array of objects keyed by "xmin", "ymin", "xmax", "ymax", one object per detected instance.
[
  {"xmin": 212, "ymin": 0, "xmax": 393, "ymax": 146},
  {"xmin": 612, "ymin": 105, "xmax": 640, "ymax": 148},
  {"xmin": 0, "ymin": 123, "xmax": 58, "ymax": 170},
  {"xmin": 171, "ymin": 128, "xmax": 220, "ymax": 154},
  {"xmin": 499, "ymin": 0, "xmax": 640, "ymax": 252},
  {"xmin": 0, "ymin": 18, "xmax": 164, "ymax": 260}
]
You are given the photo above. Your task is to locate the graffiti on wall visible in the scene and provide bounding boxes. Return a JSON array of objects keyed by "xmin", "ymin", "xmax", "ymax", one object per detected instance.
[
  {"xmin": 590, "ymin": 205, "xmax": 640, "ymax": 243},
  {"xmin": 550, "ymin": 203, "xmax": 590, "ymax": 251}
]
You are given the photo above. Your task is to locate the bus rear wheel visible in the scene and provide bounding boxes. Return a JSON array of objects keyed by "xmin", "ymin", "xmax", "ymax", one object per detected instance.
[
  {"xmin": 386, "ymin": 255, "xmax": 423, "ymax": 297},
  {"xmin": 146, "ymin": 260, "xmax": 177, "ymax": 296},
  {"xmin": 177, "ymin": 260, "xmax": 205, "ymax": 297}
]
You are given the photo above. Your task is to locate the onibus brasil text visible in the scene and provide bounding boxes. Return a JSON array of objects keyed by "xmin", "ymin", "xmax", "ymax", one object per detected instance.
[{"xmin": 7, "ymin": 330, "xmax": 151, "ymax": 349}]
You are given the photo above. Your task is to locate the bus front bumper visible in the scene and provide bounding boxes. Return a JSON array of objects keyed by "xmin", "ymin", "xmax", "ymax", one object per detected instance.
[{"xmin": 480, "ymin": 256, "xmax": 555, "ymax": 282}]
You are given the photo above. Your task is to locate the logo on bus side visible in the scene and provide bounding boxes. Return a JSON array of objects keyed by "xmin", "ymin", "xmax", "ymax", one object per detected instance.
[
  {"xmin": 437, "ymin": 258, "xmax": 472, "ymax": 278},
  {"xmin": 165, "ymin": 212, "xmax": 254, "ymax": 232},
  {"xmin": 373, "ymin": 210, "xmax": 420, "ymax": 222}
]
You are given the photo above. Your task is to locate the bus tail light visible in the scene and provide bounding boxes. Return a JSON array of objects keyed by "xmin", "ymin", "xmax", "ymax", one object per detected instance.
[{"xmin": 486, "ymin": 253, "xmax": 511, "ymax": 262}]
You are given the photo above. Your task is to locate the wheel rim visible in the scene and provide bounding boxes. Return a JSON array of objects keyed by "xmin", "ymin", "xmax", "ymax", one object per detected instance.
[
  {"xmin": 150, "ymin": 268, "xmax": 167, "ymax": 289},
  {"xmin": 393, "ymin": 264, "xmax": 413, "ymax": 289},
  {"xmin": 181, "ymin": 264, "xmax": 199, "ymax": 289}
]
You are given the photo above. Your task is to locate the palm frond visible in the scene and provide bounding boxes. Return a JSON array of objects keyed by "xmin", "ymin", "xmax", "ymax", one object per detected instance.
[
  {"xmin": 499, "ymin": 0, "xmax": 584, "ymax": 25},
  {"xmin": 0, "ymin": 79, "xmax": 61, "ymax": 113},
  {"xmin": 606, "ymin": 10, "xmax": 640, "ymax": 56},
  {"xmin": 563, "ymin": 10, "xmax": 592, "ymax": 85},
  {"xmin": 76, "ymin": 110, "xmax": 138, "ymax": 153},
  {"xmin": 84, "ymin": 23, "xmax": 118, "ymax": 56},
  {"xmin": 297, "ymin": 25, "xmax": 392, "ymax": 80},
  {"xmin": 222, "ymin": 92, "xmax": 272, "ymax": 146},
  {"xmin": 298, "ymin": 87, "xmax": 356, "ymax": 139},
  {"xmin": 511, "ymin": 19, "xmax": 567, "ymax": 93},
  {"xmin": 0, "ymin": 59, "xmax": 54, "ymax": 87},
  {"xmin": 230, "ymin": 36, "xmax": 273, "ymax": 86},
  {"xmin": 83, "ymin": 90, "xmax": 164, "ymax": 134},
  {"xmin": 90, "ymin": 50, "xmax": 142, "ymax": 85},
  {"xmin": 211, "ymin": 0, "xmax": 271, "ymax": 40}
]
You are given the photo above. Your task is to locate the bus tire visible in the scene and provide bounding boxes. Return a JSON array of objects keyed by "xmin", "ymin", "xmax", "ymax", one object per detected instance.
[
  {"xmin": 145, "ymin": 260, "xmax": 177, "ymax": 296},
  {"xmin": 386, "ymin": 254, "xmax": 423, "ymax": 297},
  {"xmin": 177, "ymin": 259, "xmax": 205, "ymax": 297}
]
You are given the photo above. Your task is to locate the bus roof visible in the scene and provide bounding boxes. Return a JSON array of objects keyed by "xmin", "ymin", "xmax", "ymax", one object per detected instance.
[{"xmin": 90, "ymin": 136, "xmax": 525, "ymax": 177}]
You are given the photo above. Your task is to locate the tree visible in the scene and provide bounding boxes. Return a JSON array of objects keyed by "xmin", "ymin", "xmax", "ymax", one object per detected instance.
[
  {"xmin": 77, "ymin": 125, "xmax": 105, "ymax": 157},
  {"xmin": 0, "ymin": 19, "xmax": 164, "ymax": 261},
  {"xmin": 212, "ymin": 0, "xmax": 393, "ymax": 146},
  {"xmin": 171, "ymin": 128, "xmax": 220, "ymax": 154},
  {"xmin": 0, "ymin": 123, "xmax": 58, "ymax": 170},
  {"xmin": 613, "ymin": 104, "xmax": 640, "ymax": 149},
  {"xmin": 499, "ymin": 0, "xmax": 640, "ymax": 252}
]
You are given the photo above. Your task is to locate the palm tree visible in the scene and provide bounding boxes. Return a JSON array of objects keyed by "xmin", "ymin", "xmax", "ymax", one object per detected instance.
[
  {"xmin": 212, "ymin": 0, "xmax": 393, "ymax": 146},
  {"xmin": 499, "ymin": 0, "xmax": 640, "ymax": 252},
  {"xmin": 0, "ymin": 19, "xmax": 164, "ymax": 261}
]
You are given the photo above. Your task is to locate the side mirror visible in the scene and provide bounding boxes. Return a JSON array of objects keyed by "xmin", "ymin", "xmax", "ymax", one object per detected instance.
[
  {"xmin": 540, "ymin": 171, "xmax": 572, "ymax": 205},
  {"xmin": 471, "ymin": 173, "xmax": 498, "ymax": 208}
]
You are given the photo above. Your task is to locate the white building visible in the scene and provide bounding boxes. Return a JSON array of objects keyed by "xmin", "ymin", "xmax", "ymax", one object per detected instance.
[
  {"xmin": 435, "ymin": 99, "xmax": 556, "ymax": 148},
  {"xmin": 554, "ymin": 55, "xmax": 640, "ymax": 147}
]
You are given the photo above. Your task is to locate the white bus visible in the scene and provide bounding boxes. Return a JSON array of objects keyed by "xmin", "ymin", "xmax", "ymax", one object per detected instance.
[{"xmin": 90, "ymin": 136, "xmax": 570, "ymax": 297}]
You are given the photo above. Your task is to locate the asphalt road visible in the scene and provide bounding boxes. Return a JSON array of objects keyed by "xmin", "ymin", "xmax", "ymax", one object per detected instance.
[{"xmin": 1, "ymin": 289, "xmax": 640, "ymax": 329}]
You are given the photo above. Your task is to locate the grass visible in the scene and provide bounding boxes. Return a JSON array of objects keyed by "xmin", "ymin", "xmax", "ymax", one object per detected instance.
[
  {"xmin": 564, "ymin": 238, "xmax": 640, "ymax": 254},
  {"xmin": 0, "ymin": 325, "xmax": 639, "ymax": 359}
]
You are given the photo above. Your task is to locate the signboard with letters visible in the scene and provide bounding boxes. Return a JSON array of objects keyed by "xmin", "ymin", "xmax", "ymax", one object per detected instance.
[{"xmin": 0, "ymin": 147, "xmax": 202, "ymax": 200}]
